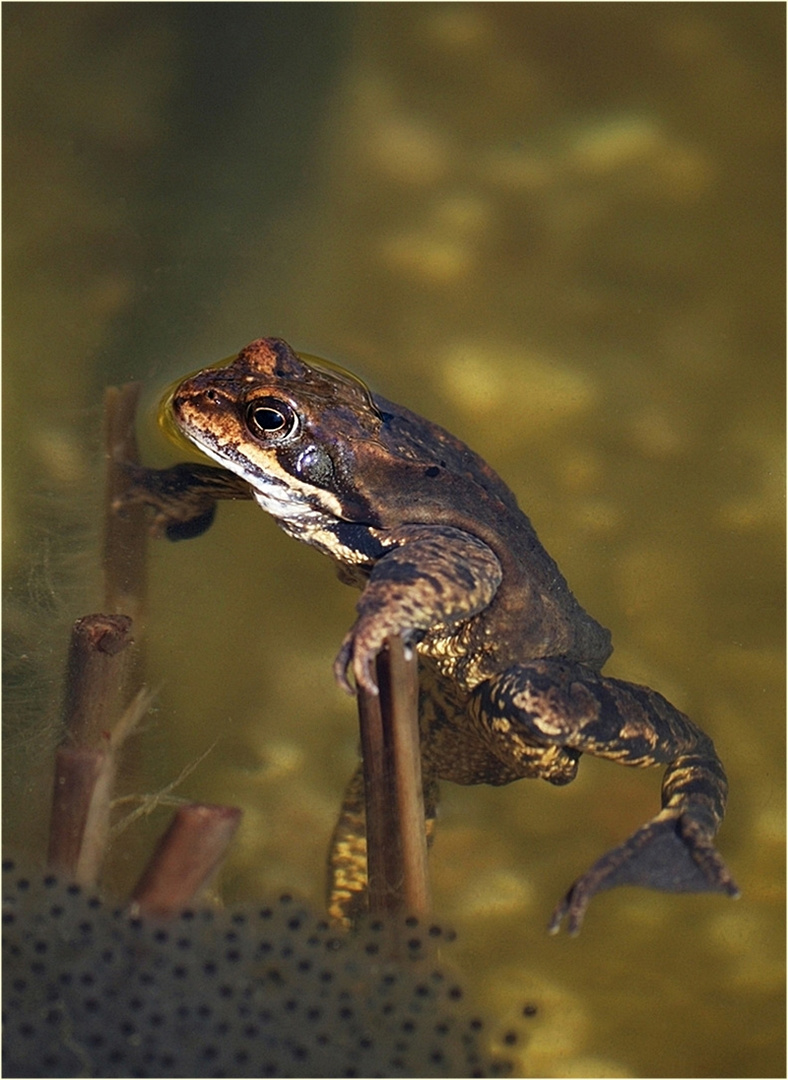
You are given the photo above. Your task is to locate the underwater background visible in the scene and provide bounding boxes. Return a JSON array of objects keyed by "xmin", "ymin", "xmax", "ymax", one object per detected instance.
[{"xmin": 4, "ymin": 4, "xmax": 784, "ymax": 1076}]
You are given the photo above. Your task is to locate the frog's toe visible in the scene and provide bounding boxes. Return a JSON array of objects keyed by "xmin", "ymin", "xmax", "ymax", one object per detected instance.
[
  {"xmin": 333, "ymin": 638, "xmax": 357, "ymax": 695},
  {"xmin": 352, "ymin": 650, "xmax": 380, "ymax": 696},
  {"xmin": 333, "ymin": 636, "xmax": 380, "ymax": 696},
  {"xmin": 548, "ymin": 813, "xmax": 739, "ymax": 935},
  {"xmin": 676, "ymin": 813, "xmax": 740, "ymax": 898},
  {"xmin": 547, "ymin": 890, "xmax": 584, "ymax": 937}
]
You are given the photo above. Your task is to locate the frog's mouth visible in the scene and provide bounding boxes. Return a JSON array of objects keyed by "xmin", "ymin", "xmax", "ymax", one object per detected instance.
[{"xmin": 249, "ymin": 475, "xmax": 324, "ymax": 522}]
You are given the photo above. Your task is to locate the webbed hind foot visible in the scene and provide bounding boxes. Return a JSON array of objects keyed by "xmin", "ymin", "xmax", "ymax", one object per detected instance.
[{"xmin": 548, "ymin": 810, "xmax": 740, "ymax": 935}]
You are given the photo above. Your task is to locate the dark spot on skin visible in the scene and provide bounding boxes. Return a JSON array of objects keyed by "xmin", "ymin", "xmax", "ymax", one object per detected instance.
[
  {"xmin": 424, "ymin": 465, "xmax": 441, "ymax": 477},
  {"xmin": 333, "ymin": 523, "xmax": 387, "ymax": 560},
  {"xmin": 421, "ymin": 572, "xmax": 445, "ymax": 594},
  {"xmin": 451, "ymin": 562, "xmax": 478, "ymax": 590},
  {"xmin": 375, "ymin": 561, "xmax": 423, "ymax": 586}
]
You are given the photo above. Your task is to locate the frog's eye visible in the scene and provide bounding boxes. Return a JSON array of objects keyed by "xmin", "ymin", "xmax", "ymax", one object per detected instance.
[{"xmin": 245, "ymin": 397, "xmax": 299, "ymax": 441}]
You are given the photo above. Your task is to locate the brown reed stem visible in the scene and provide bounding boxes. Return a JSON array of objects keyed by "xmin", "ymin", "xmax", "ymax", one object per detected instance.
[
  {"xmin": 357, "ymin": 636, "xmax": 430, "ymax": 918},
  {"xmin": 103, "ymin": 382, "xmax": 148, "ymax": 624},
  {"xmin": 47, "ymin": 745, "xmax": 114, "ymax": 884},
  {"xmin": 61, "ymin": 613, "xmax": 133, "ymax": 745},
  {"xmin": 130, "ymin": 804, "xmax": 243, "ymax": 918},
  {"xmin": 48, "ymin": 613, "xmax": 136, "ymax": 884}
]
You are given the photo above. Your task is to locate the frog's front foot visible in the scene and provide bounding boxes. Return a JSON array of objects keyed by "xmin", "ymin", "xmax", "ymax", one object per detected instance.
[
  {"xmin": 333, "ymin": 631, "xmax": 379, "ymax": 696},
  {"xmin": 333, "ymin": 624, "xmax": 418, "ymax": 697},
  {"xmin": 548, "ymin": 810, "xmax": 740, "ymax": 935},
  {"xmin": 113, "ymin": 462, "xmax": 253, "ymax": 541}
]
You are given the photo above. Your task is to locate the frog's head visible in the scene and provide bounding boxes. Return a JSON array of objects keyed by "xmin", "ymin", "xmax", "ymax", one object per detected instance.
[{"xmin": 169, "ymin": 337, "xmax": 385, "ymax": 525}]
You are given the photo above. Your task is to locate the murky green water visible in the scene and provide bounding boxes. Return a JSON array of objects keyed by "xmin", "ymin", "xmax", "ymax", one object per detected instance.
[{"xmin": 4, "ymin": 5, "xmax": 784, "ymax": 1076}]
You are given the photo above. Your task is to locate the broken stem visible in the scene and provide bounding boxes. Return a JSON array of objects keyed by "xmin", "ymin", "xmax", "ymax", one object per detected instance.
[
  {"xmin": 130, "ymin": 804, "xmax": 243, "ymax": 918},
  {"xmin": 47, "ymin": 613, "xmax": 137, "ymax": 884},
  {"xmin": 61, "ymin": 613, "xmax": 134, "ymax": 745}
]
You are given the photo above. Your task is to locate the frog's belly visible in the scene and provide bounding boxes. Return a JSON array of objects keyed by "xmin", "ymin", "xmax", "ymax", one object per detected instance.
[{"xmin": 418, "ymin": 663, "xmax": 522, "ymax": 787}]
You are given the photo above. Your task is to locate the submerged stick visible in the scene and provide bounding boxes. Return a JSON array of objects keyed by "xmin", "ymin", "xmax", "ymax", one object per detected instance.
[
  {"xmin": 103, "ymin": 382, "xmax": 148, "ymax": 623},
  {"xmin": 130, "ymin": 804, "xmax": 243, "ymax": 918},
  {"xmin": 357, "ymin": 637, "xmax": 430, "ymax": 918},
  {"xmin": 47, "ymin": 746, "xmax": 114, "ymax": 884},
  {"xmin": 61, "ymin": 613, "xmax": 133, "ymax": 745},
  {"xmin": 47, "ymin": 613, "xmax": 135, "ymax": 884}
]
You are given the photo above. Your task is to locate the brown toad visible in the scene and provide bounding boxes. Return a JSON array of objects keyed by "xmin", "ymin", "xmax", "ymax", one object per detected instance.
[{"xmin": 124, "ymin": 337, "xmax": 739, "ymax": 932}]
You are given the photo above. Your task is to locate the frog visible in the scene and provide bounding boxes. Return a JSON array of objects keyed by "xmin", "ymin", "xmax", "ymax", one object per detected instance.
[{"xmin": 120, "ymin": 336, "xmax": 739, "ymax": 933}]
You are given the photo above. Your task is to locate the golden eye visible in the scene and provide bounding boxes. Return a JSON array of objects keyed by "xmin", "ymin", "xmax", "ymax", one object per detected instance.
[{"xmin": 245, "ymin": 397, "xmax": 298, "ymax": 440}]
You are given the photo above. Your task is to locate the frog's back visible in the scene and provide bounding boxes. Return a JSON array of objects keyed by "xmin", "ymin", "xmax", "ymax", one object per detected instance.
[
  {"xmin": 372, "ymin": 394, "xmax": 612, "ymax": 671},
  {"xmin": 373, "ymin": 393, "xmax": 525, "ymax": 513}
]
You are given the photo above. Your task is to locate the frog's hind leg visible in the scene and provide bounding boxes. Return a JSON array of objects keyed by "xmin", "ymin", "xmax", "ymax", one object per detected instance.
[
  {"xmin": 469, "ymin": 659, "xmax": 739, "ymax": 934},
  {"xmin": 326, "ymin": 763, "xmax": 439, "ymax": 925},
  {"xmin": 326, "ymin": 765, "xmax": 368, "ymax": 924}
]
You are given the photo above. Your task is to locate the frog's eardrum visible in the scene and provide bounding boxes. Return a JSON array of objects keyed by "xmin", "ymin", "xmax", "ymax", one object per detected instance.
[{"xmin": 2, "ymin": 860, "xmax": 510, "ymax": 1078}]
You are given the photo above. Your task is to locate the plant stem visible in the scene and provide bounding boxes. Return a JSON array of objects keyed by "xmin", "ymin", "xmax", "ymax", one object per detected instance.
[
  {"xmin": 357, "ymin": 636, "xmax": 431, "ymax": 918},
  {"xmin": 103, "ymin": 382, "xmax": 148, "ymax": 624},
  {"xmin": 130, "ymin": 804, "xmax": 243, "ymax": 917}
]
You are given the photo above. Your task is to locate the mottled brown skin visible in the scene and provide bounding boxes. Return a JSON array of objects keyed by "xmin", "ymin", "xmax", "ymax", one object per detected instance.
[{"xmin": 120, "ymin": 337, "xmax": 739, "ymax": 933}]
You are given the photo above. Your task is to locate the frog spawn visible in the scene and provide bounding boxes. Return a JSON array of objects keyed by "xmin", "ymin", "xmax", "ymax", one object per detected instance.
[{"xmin": 2, "ymin": 861, "xmax": 513, "ymax": 1078}]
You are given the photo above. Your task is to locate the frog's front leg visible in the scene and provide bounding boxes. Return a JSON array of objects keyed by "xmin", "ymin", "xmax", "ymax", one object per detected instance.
[
  {"xmin": 334, "ymin": 525, "xmax": 503, "ymax": 695},
  {"xmin": 469, "ymin": 659, "xmax": 739, "ymax": 934},
  {"xmin": 114, "ymin": 461, "xmax": 253, "ymax": 540}
]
